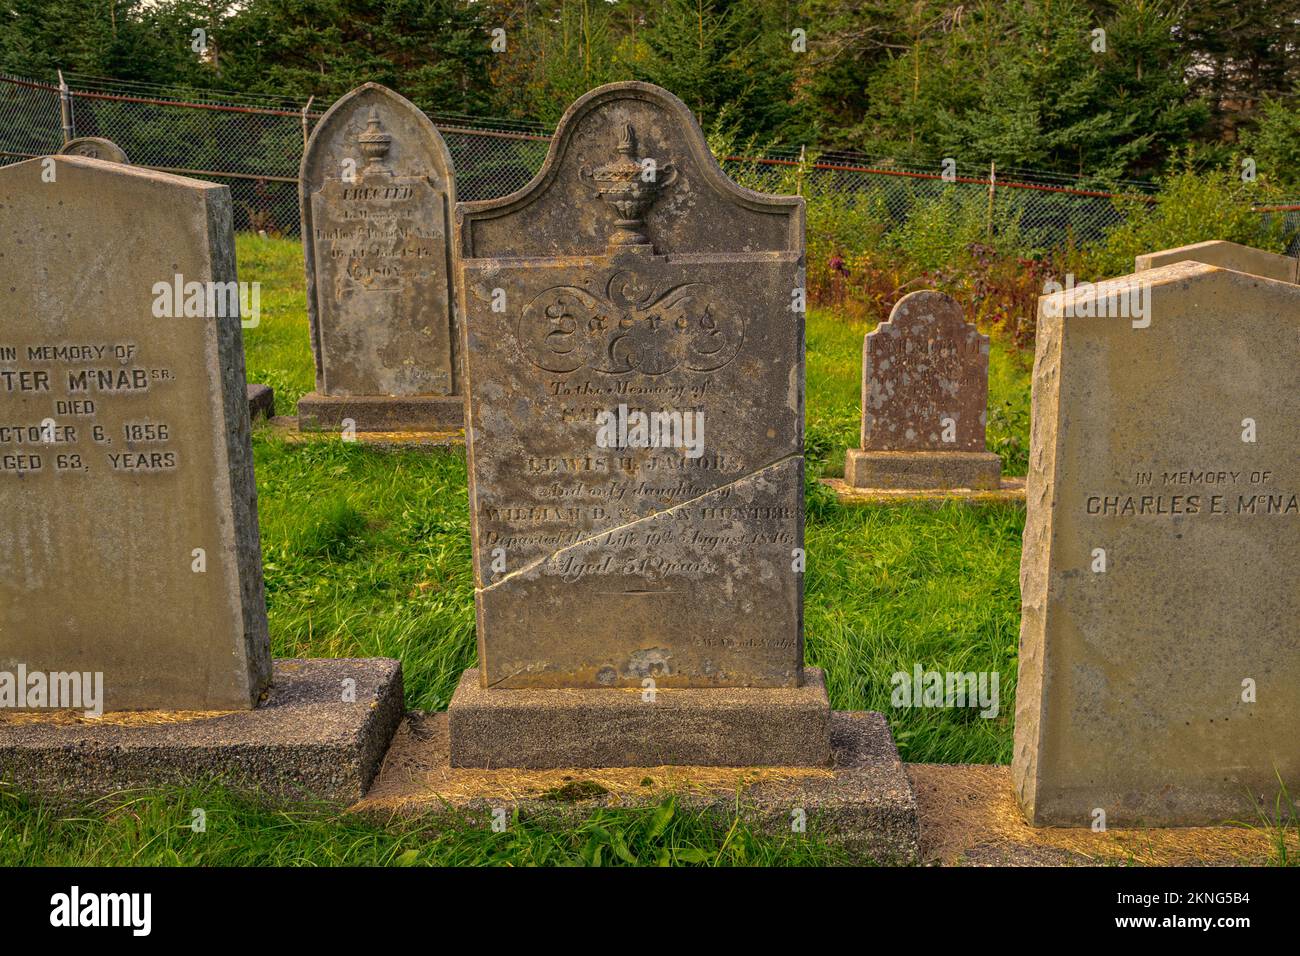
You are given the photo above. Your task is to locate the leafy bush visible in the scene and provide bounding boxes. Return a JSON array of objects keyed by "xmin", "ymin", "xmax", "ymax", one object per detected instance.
[
  {"xmin": 1081, "ymin": 155, "xmax": 1291, "ymax": 278},
  {"xmin": 793, "ymin": 157, "xmax": 1295, "ymax": 355}
]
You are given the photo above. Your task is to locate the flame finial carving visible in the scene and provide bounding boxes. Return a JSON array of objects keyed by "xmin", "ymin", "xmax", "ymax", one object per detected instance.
[{"xmin": 580, "ymin": 122, "xmax": 677, "ymax": 248}]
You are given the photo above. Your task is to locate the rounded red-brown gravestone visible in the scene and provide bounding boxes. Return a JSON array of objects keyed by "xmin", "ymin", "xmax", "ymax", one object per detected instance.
[
  {"xmin": 845, "ymin": 290, "xmax": 1001, "ymax": 490},
  {"xmin": 297, "ymin": 83, "xmax": 462, "ymax": 432}
]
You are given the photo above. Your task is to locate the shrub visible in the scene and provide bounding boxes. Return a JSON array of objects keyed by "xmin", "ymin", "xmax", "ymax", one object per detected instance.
[{"xmin": 1081, "ymin": 155, "xmax": 1291, "ymax": 279}]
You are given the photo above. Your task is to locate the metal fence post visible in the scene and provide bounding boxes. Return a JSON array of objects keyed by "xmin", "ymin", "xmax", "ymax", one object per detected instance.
[
  {"xmin": 987, "ymin": 161, "xmax": 996, "ymax": 238},
  {"xmin": 301, "ymin": 96, "xmax": 314, "ymax": 151},
  {"xmin": 57, "ymin": 69, "xmax": 73, "ymax": 144}
]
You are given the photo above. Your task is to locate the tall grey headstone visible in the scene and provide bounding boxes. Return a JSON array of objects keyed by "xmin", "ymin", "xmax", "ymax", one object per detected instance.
[
  {"xmin": 446, "ymin": 81, "xmax": 829, "ymax": 769},
  {"xmin": 1015, "ymin": 262, "xmax": 1299, "ymax": 825},
  {"xmin": 297, "ymin": 83, "xmax": 462, "ymax": 432},
  {"xmin": 0, "ymin": 155, "xmax": 271, "ymax": 710}
]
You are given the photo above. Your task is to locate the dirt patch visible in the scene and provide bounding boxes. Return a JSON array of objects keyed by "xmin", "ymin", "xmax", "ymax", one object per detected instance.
[
  {"xmin": 823, "ymin": 476, "xmax": 1026, "ymax": 504},
  {"xmin": 908, "ymin": 763, "xmax": 1292, "ymax": 866},
  {"xmin": 0, "ymin": 709, "xmax": 235, "ymax": 727}
]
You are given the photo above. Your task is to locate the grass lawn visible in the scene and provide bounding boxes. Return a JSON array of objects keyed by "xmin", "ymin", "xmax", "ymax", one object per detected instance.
[{"xmin": 1, "ymin": 235, "xmax": 1033, "ymax": 866}]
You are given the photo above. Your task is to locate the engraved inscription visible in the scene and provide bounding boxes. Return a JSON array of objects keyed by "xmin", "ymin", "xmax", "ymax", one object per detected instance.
[
  {"xmin": 1084, "ymin": 468, "xmax": 1296, "ymax": 517},
  {"xmin": 0, "ymin": 341, "xmax": 178, "ymax": 476},
  {"xmin": 517, "ymin": 269, "xmax": 741, "ymax": 374}
]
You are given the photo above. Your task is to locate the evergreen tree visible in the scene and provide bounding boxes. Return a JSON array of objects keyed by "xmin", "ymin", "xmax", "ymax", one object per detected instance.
[
  {"xmin": 1178, "ymin": 0, "xmax": 1300, "ymax": 141},
  {"xmin": 214, "ymin": 0, "xmax": 495, "ymax": 112},
  {"xmin": 821, "ymin": 0, "xmax": 1207, "ymax": 179},
  {"xmin": 492, "ymin": 0, "xmax": 629, "ymax": 123},
  {"xmin": 632, "ymin": 0, "xmax": 805, "ymax": 143},
  {"xmin": 1241, "ymin": 91, "xmax": 1300, "ymax": 192},
  {"xmin": 0, "ymin": 0, "xmax": 200, "ymax": 83}
]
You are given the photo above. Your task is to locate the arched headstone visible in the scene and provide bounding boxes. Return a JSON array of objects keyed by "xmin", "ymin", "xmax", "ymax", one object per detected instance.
[
  {"xmin": 297, "ymin": 83, "xmax": 462, "ymax": 432},
  {"xmin": 58, "ymin": 137, "xmax": 129, "ymax": 164},
  {"xmin": 845, "ymin": 290, "xmax": 1001, "ymax": 490},
  {"xmin": 447, "ymin": 81, "xmax": 829, "ymax": 769}
]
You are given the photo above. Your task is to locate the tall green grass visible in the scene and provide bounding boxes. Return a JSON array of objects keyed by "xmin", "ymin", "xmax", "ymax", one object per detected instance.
[{"xmin": 0, "ymin": 785, "xmax": 852, "ymax": 867}]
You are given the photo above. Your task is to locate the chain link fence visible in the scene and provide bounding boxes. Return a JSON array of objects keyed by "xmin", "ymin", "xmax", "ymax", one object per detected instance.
[{"xmin": 3, "ymin": 70, "xmax": 1297, "ymax": 255}]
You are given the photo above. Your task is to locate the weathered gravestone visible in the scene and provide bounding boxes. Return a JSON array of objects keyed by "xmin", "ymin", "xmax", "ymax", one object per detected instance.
[
  {"xmin": 58, "ymin": 136, "xmax": 129, "ymax": 164},
  {"xmin": 448, "ymin": 81, "xmax": 830, "ymax": 768},
  {"xmin": 0, "ymin": 156, "xmax": 404, "ymax": 801},
  {"xmin": 1014, "ymin": 262, "xmax": 1299, "ymax": 826},
  {"xmin": 1135, "ymin": 239, "xmax": 1298, "ymax": 284},
  {"xmin": 844, "ymin": 290, "xmax": 1001, "ymax": 490},
  {"xmin": 0, "ymin": 155, "xmax": 270, "ymax": 710},
  {"xmin": 297, "ymin": 83, "xmax": 462, "ymax": 432}
]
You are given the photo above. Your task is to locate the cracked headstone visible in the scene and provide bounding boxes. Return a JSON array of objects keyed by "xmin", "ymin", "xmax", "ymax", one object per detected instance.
[
  {"xmin": 447, "ymin": 81, "xmax": 829, "ymax": 768},
  {"xmin": 845, "ymin": 290, "xmax": 1001, "ymax": 490},
  {"xmin": 297, "ymin": 83, "xmax": 463, "ymax": 432},
  {"xmin": 1014, "ymin": 262, "xmax": 1299, "ymax": 826},
  {"xmin": 0, "ymin": 156, "xmax": 271, "ymax": 710}
]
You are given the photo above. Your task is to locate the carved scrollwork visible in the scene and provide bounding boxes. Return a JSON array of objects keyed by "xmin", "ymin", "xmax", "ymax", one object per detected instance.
[{"xmin": 517, "ymin": 270, "xmax": 743, "ymax": 375}]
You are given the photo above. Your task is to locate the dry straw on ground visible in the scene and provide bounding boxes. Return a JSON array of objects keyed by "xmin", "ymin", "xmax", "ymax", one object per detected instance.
[{"xmin": 909, "ymin": 764, "xmax": 1295, "ymax": 866}]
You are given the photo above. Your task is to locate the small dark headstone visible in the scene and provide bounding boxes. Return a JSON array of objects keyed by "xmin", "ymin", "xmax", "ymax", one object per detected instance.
[{"xmin": 247, "ymin": 383, "xmax": 274, "ymax": 420}]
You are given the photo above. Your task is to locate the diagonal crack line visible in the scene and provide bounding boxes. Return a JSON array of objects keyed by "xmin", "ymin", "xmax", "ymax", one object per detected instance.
[
  {"xmin": 485, "ymin": 666, "xmax": 532, "ymax": 689},
  {"xmin": 478, "ymin": 452, "xmax": 802, "ymax": 593}
]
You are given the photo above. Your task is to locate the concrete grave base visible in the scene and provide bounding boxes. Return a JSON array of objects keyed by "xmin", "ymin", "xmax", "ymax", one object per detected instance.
[
  {"xmin": 297, "ymin": 392, "xmax": 464, "ymax": 432},
  {"xmin": 448, "ymin": 667, "xmax": 833, "ymax": 769},
  {"xmin": 845, "ymin": 448, "xmax": 1002, "ymax": 491},
  {"xmin": 0, "ymin": 659, "xmax": 404, "ymax": 804},
  {"xmin": 822, "ymin": 476, "xmax": 1025, "ymax": 505},
  {"xmin": 247, "ymin": 382, "xmax": 275, "ymax": 420},
  {"xmin": 358, "ymin": 708, "xmax": 920, "ymax": 864}
]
